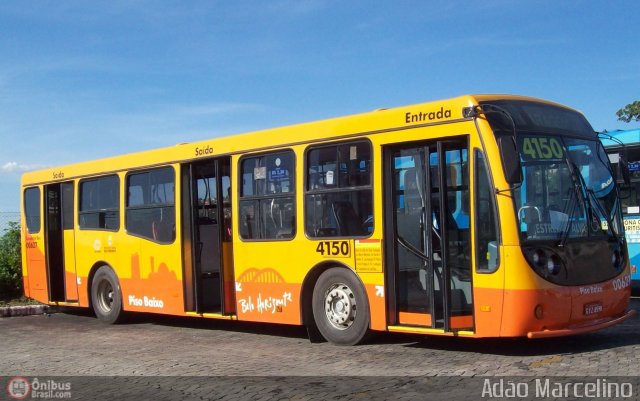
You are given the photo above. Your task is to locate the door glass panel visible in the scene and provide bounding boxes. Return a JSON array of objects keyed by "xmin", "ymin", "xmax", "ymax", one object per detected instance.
[
  {"xmin": 393, "ymin": 148, "xmax": 431, "ymax": 319},
  {"xmin": 442, "ymin": 145, "xmax": 473, "ymax": 324},
  {"xmin": 61, "ymin": 183, "xmax": 74, "ymax": 230}
]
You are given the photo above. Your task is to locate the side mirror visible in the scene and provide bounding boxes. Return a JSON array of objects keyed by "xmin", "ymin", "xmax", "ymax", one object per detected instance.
[
  {"xmin": 611, "ymin": 151, "xmax": 632, "ymax": 187},
  {"xmin": 498, "ymin": 136, "xmax": 522, "ymax": 184}
]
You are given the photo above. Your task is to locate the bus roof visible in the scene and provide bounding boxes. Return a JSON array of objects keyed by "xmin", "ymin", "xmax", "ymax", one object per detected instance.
[
  {"xmin": 20, "ymin": 94, "xmax": 571, "ymax": 186},
  {"xmin": 601, "ymin": 128, "xmax": 640, "ymax": 147}
]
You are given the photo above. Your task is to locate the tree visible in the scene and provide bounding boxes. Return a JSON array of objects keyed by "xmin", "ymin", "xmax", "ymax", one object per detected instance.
[
  {"xmin": 0, "ymin": 222, "xmax": 22, "ymax": 300},
  {"xmin": 616, "ymin": 100, "xmax": 640, "ymax": 123}
]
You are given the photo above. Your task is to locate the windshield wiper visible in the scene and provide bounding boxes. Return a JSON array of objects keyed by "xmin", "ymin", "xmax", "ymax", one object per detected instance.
[
  {"xmin": 559, "ymin": 161, "xmax": 592, "ymax": 247},
  {"xmin": 585, "ymin": 187, "xmax": 620, "ymax": 241},
  {"xmin": 570, "ymin": 161, "xmax": 621, "ymax": 241}
]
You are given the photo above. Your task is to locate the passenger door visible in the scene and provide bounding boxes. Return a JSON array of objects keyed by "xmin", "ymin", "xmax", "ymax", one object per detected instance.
[
  {"xmin": 44, "ymin": 182, "xmax": 78, "ymax": 302},
  {"xmin": 384, "ymin": 138, "xmax": 473, "ymax": 331},
  {"xmin": 181, "ymin": 157, "xmax": 235, "ymax": 314}
]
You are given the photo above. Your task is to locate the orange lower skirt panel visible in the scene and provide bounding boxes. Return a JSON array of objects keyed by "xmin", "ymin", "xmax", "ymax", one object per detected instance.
[
  {"xmin": 398, "ymin": 312, "xmax": 473, "ymax": 329},
  {"xmin": 398, "ymin": 311, "xmax": 432, "ymax": 326},
  {"xmin": 450, "ymin": 314, "xmax": 474, "ymax": 329}
]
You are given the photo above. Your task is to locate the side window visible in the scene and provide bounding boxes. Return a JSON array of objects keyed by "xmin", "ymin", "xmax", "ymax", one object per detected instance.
[
  {"xmin": 79, "ymin": 175, "xmax": 120, "ymax": 231},
  {"xmin": 305, "ymin": 141, "xmax": 373, "ymax": 237},
  {"xmin": 24, "ymin": 187, "xmax": 41, "ymax": 234},
  {"xmin": 239, "ymin": 150, "xmax": 296, "ymax": 240},
  {"xmin": 126, "ymin": 167, "xmax": 175, "ymax": 243},
  {"xmin": 475, "ymin": 150, "xmax": 499, "ymax": 272}
]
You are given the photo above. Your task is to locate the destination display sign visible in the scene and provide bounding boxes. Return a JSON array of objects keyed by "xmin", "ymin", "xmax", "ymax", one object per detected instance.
[{"xmin": 519, "ymin": 136, "xmax": 565, "ymax": 161}]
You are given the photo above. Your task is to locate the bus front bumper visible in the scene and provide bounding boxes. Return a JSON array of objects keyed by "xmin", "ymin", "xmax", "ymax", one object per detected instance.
[{"xmin": 526, "ymin": 309, "xmax": 636, "ymax": 339}]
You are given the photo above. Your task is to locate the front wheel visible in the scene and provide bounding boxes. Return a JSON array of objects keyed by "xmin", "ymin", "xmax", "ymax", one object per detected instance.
[
  {"xmin": 312, "ymin": 268, "xmax": 370, "ymax": 345},
  {"xmin": 91, "ymin": 266, "xmax": 124, "ymax": 324}
]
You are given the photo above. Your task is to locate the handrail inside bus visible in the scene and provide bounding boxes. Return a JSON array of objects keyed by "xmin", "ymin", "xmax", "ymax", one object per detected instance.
[
  {"xmin": 397, "ymin": 236, "xmax": 430, "ymax": 262},
  {"xmin": 517, "ymin": 205, "xmax": 542, "ymax": 222}
]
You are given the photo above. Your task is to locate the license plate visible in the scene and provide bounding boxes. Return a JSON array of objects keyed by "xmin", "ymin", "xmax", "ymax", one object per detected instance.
[{"xmin": 583, "ymin": 302, "xmax": 603, "ymax": 316}]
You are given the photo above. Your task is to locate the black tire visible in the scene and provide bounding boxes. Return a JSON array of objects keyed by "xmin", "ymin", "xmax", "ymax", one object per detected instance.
[
  {"xmin": 91, "ymin": 266, "xmax": 124, "ymax": 324},
  {"xmin": 312, "ymin": 267, "xmax": 370, "ymax": 345}
]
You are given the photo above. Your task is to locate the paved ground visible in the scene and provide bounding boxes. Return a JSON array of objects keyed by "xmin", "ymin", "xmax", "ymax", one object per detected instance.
[{"xmin": 1, "ymin": 298, "xmax": 639, "ymax": 400}]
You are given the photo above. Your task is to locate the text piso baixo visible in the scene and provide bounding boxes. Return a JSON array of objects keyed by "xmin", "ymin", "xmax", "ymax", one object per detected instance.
[{"xmin": 128, "ymin": 295, "xmax": 165, "ymax": 309}]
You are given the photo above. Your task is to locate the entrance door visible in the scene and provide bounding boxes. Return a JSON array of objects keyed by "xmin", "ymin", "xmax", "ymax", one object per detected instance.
[
  {"xmin": 384, "ymin": 139, "xmax": 473, "ymax": 331},
  {"xmin": 181, "ymin": 157, "xmax": 235, "ymax": 314},
  {"xmin": 45, "ymin": 182, "xmax": 78, "ymax": 302}
]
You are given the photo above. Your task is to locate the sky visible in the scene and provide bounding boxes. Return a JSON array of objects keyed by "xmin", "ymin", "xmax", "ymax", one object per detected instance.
[{"xmin": 1, "ymin": 0, "xmax": 639, "ymax": 212}]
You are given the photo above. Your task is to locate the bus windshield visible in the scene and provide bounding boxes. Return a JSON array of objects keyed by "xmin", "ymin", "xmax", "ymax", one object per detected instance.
[
  {"xmin": 479, "ymin": 100, "xmax": 624, "ymax": 244},
  {"xmin": 514, "ymin": 135, "xmax": 623, "ymax": 242}
]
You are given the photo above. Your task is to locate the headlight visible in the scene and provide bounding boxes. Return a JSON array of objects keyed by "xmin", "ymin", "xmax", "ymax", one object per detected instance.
[
  {"xmin": 546, "ymin": 255, "xmax": 562, "ymax": 275},
  {"xmin": 532, "ymin": 249, "xmax": 546, "ymax": 267},
  {"xmin": 524, "ymin": 247, "xmax": 564, "ymax": 278}
]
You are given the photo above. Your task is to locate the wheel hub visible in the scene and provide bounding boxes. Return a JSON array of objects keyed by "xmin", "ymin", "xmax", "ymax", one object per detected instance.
[
  {"xmin": 324, "ymin": 283, "xmax": 356, "ymax": 330},
  {"xmin": 98, "ymin": 281, "xmax": 114, "ymax": 313}
]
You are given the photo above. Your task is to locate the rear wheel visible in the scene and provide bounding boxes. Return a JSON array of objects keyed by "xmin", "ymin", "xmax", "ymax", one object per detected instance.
[
  {"xmin": 91, "ymin": 266, "xmax": 124, "ymax": 324},
  {"xmin": 312, "ymin": 268, "xmax": 370, "ymax": 345}
]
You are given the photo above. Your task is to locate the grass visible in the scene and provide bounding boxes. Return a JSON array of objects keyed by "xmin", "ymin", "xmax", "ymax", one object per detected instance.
[{"xmin": 0, "ymin": 296, "xmax": 43, "ymax": 307}]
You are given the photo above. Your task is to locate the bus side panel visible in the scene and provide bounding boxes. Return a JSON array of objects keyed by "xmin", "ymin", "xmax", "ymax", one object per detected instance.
[
  {"xmin": 222, "ymin": 241, "xmax": 236, "ymax": 314},
  {"xmin": 233, "ymin": 240, "xmax": 304, "ymax": 324},
  {"xmin": 23, "ymin": 230, "xmax": 48, "ymax": 303},
  {"xmin": 73, "ymin": 229, "xmax": 109, "ymax": 307},
  {"xmin": 21, "ymin": 224, "xmax": 30, "ymax": 298},
  {"xmin": 63, "ymin": 229, "xmax": 79, "ymax": 301},
  {"xmin": 232, "ymin": 240, "xmax": 387, "ymax": 329},
  {"xmin": 233, "ymin": 241, "xmax": 316, "ymax": 325},
  {"xmin": 363, "ymin": 278, "xmax": 386, "ymax": 332},
  {"xmin": 118, "ymin": 240, "xmax": 185, "ymax": 316},
  {"xmin": 473, "ymin": 244, "xmax": 511, "ymax": 337},
  {"xmin": 74, "ymin": 229, "xmax": 184, "ymax": 315},
  {"xmin": 235, "ymin": 280, "xmax": 302, "ymax": 323},
  {"xmin": 74, "ymin": 229, "xmax": 121, "ymax": 308},
  {"xmin": 471, "ymin": 287, "xmax": 503, "ymax": 336},
  {"xmin": 21, "ymin": 245, "xmax": 29, "ymax": 299}
]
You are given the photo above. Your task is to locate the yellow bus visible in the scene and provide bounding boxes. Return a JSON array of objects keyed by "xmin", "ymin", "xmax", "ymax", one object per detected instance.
[{"xmin": 20, "ymin": 94, "xmax": 635, "ymax": 345}]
